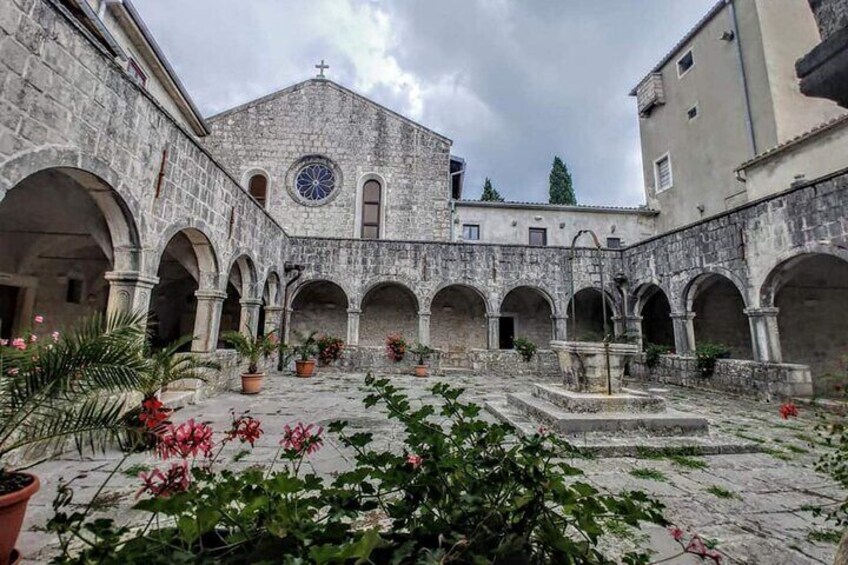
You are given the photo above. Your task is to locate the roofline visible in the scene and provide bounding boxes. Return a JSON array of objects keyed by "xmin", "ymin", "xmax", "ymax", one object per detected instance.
[
  {"xmin": 629, "ymin": 0, "xmax": 727, "ymax": 96},
  {"xmin": 109, "ymin": 0, "xmax": 209, "ymax": 136},
  {"xmin": 455, "ymin": 200, "xmax": 659, "ymax": 216},
  {"xmin": 206, "ymin": 78, "xmax": 453, "ymax": 144},
  {"xmin": 736, "ymin": 113, "xmax": 848, "ymax": 171}
]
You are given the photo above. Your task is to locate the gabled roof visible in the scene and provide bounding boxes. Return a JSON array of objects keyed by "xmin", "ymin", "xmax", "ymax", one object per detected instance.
[
  {"xmin": 736, "ymin": 112, "xmax": 848, "ymax": 170},
  {"xmin": 206, "ymin": 78, "xmax": 453, "ymax": 144},
  {"xmin": 629, "ymin": 0, "xmax": 726, "ymax": 96}
]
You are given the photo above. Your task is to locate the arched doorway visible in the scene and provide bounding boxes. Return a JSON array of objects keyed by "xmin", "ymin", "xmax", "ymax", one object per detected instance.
[
  {"xmin": 360, "ymin": 282, "xmax": 418, "ymax": 347},
  {"xmin": 430, "ymin": 285, "xmax": 488, "ymax": 352},
  {"xmin": 0, "ymin": 167, "xmax": 137, "ymax": 337},
  {"xmin": 218, "ymin": 255, "xmax": 257, "ymax": 347},
  {"xmin": 500, "ymin": 286, "xmax": 553, "ymax": 349},
  {"xmin": 259, "ymin": 271, "xmax": 281, "ymax": 337},
  {"xmin": 637, "ymin": 284, "xmax": 674, "ymax": 349},
  {"xmin": 767, "ymin": 253, "xmax": 848, "ymax": 396},
  {"xmin": 566, "ymin": 288, "xmax": 614, "ymax": 342},
  {"xmin": 687, "ymin": 273, "xmax": 751, "ymax": 359},
  {"xmin": 290, "ymin": 280, "xmax": 349, "ymax": 341}
]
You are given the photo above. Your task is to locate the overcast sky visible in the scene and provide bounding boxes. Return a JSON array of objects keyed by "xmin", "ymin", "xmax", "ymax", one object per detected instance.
[{"xmin": 133, "ymin": 0, "xmax": 715, "ymax": 206}]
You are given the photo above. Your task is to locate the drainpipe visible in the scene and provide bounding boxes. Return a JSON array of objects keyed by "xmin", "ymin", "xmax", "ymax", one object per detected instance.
[{"xmin": 727, "ymin": 0, "xmax": 758, "ymax": 157}]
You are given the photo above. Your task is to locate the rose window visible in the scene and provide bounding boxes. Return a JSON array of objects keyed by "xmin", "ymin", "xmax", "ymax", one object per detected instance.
[{"xmin": 295, "ymin": 164, "xmax": 336, "ymax": 202}]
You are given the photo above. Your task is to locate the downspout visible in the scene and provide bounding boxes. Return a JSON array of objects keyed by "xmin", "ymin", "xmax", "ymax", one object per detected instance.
[{"xmin": 727, "ymin": 0, "xmax": 758, "ymax": 157}]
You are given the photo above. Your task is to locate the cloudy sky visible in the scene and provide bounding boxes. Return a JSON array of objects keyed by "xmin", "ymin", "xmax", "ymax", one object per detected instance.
[{"xmin": 133, "ymin": 0, "xmax": 715, "ymax": 206}]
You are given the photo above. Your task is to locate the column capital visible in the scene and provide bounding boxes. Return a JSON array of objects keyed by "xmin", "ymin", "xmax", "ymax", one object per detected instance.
[
  {"xmin": 195, "ymin": 289, "xmax": 227, "ymax": 301},
  {"xmin": 347, "ymin": 308, "xmax": 362, "ymax": 315},
  {"xmin": 486, "ymin": 313, "xmax": 501, "ymax": 320},
  {"xmin": 418, "ymin": 310, "xmax": 431, "ymax": 318},
  {"xmin": 744, "ymin": 307, "xmax": 780, "ymax": 318},
  {"xmin": 239, "ymin": 298, "xmax": 264, "ymax": 307},
  {"xmin": 264, "ymin": 305, "xmax": 284, "ymax": 312},
  {"xmin": 669, "ymin": 311, "xmax": 696, "ymax": 321},
  {"xmin": 104, "ymin": 271, "xmax": 159, "ymax": 288},
  {"xmin": 551, "ymin": 315, "xmax": 569, "ymax": 321}
]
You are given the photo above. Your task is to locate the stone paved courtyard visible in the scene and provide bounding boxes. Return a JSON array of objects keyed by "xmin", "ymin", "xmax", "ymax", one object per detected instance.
[{"xmin": 18, "ymin": 371, "xmax": 846, "ymax": 564}]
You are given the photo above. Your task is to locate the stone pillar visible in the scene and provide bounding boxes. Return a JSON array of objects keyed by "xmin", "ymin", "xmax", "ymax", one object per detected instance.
[
  {"xmin": 283, "ymin": 307, "xmax": 293, "ymax": 344},
  {"xmin": 264, "ymin": 306, "xmax": 283, "ymax": 336},
  {"xmin": 418, "ymin": 311, "xmax": 431, "ymax": 346},
  {"xmin": 239, "ymin": 298, "xmax": 263, "ymax": 337},
  {"xmin": 670, "ymin": 312, "xmax": 695, "ymax": 356},
  {"xmin": 745, "ymin": 307, "xmax": 782, "ymax": 363},
  {"xmin": 552, "ymin": 315, "xmax": 568, "ymax": 341},
  {"xmin": 486, "ymin": 314, "xmax": 500, "ymax": 350},
  {"xmin": 104, "ymin": 271, "xmax": 158, "ymax": 318},
  {"xmin": 347, "ymin": 308, "xmax": 361, "ymax": 346},
  {"xmin": 192, "ymin": 289, "xmax": 226, "ymax": 353},
  {"xmin": 620, "ymin": 315, "xmax": 643, "ymax": 347}
]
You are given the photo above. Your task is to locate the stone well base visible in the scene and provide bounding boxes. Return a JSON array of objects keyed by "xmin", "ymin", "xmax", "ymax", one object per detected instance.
[{"xmin": 532, "ymin": 383, "xmax": 666, "ymax": 414}]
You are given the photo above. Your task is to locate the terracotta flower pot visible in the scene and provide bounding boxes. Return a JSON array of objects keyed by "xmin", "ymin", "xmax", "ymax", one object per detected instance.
[
  {"xmin": 0, "ymin": 473, "xmax": 40, "ymax": 565},
  {"xmin": 240, "ymin": 372, "xmax": 264, "ymax": 395},
  {"xmin": 414, "ymin": 365, "xmax": 428, "ymax": 378},
  {"xmin": 296, "ymin": 359, "xmax": 316, "ymax": 378}
]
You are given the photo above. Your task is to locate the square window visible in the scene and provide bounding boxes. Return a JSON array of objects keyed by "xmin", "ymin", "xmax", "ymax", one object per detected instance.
[
  {"xmin": 606, "ymin": 237, "xmax": 622, "ymax": 249},
  {"xmin": 687, "ymin": 105, "xmax": 698, "ymax": 120},
  {"xmin": 677, "ymin": 50, "xmax": 694, "ymax": 77},
  {"xmin": 654, "ymin": 154, "xmax": 673, "ymax": 193},
  {"xmin": 529, "ymin": 227, "xmax": 547, "ymax": 247},
  {"xmin": 462, "ymin": 224, "xmax": 480, "ymax": 241}
]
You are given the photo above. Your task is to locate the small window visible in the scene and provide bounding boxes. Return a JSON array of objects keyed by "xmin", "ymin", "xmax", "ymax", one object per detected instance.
[
  {"xmin": 687, "ymin": 104, "xmax": 698, "ymax": 120},
  {"xmin": 606, "ymin": 237, "xmax": 622, "ymax": 249},
  {"xmin": 677, "ymin": 50, "xmax": 694, "ymax": 77},
  {"xmin": 361, "ymin": 179, "xmax": 382, "ymax": 239},
  {"xmin": 66, "ymin": 278, "xmax": 83, "ymax": 304},
  {"xmin": 655, "ymin": 154, "xmax": 673, "ymax": 192},
  {"xmin": 248, "ymin": 174, "xmax": 268, "ymax": 208},
  {"xmin": 127, "ymin": 58, "xmax": 147, "ymax": 88},
  {"xmin": 529, "ymin": 228, "xmax": 547, "ymax": 247},
  {"xmin": 462, "ymin": 224, "xmax": 480, "ymax": 241}
]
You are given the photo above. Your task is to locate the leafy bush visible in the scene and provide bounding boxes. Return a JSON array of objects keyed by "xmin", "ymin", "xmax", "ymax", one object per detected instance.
[
  {"xmin": 48, "ymin": 375, "xmax": 670, "ymax": 564},
  {"xmin": 221, "ymin": 329, "xmax": 276, "ymax": 373},
  {"xmin": 513, "ymin": 336, "xmax": 537, "ymax": 362},
  {"xmin": 694, "ymin": 342, "xmax": 730, "ymax": 377},
  {"xmin": 317, "ymin": 334, "xmax": 345, "ymax": 365},
  {"xmin": 385, "ymin": 334, "xmax": 407, "ymax": 362},
  {"xmin": 644, "ymin": 343, "xmax": 670, "ymax": 369},
  {"xmin": 293, "ymin": 330, "xmax": 319, "ymax": 362}
]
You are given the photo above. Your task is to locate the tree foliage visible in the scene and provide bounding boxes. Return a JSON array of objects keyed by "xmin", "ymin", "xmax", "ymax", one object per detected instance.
[
  {"xmin": 480, "ymin": 177, "xmax": 504, "ymax": 202},
  {"xmin": 549, "ymin": 156, "xmax": 576, "ymax": 205}
]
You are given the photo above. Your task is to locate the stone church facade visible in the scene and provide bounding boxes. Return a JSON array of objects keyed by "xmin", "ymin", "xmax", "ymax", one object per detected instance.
[{"xmin": 0, "ymin": 0, "xmax": 846, "ymax": 398}]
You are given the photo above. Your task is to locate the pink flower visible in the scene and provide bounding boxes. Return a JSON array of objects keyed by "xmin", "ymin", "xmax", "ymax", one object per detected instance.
[
  {"xmin": 0, "ymin": 339, "xmax": 7, "ymax": 346},
  {"xmin": 156, "ymin": 419, "xmax": 215, "ymax": 460},
  {"xmin": 537, "ymin": 426, "xmax": 549, "ymax": 436},
  {"xmin": 11, "ymin": 338, "xmax": 26, "ymax": 351},
  {"xmin": 139, "ymin": 397, "xmax": 171, "ymax": 430},
  {"xmin": 225, "ymin": 413, "xmax": 264, "ymax": 447},
  {"xmin": 280, "ymin": 422, "xmax": 323, "ymax": 455},
  {"xmin": 406, "ymin": 454, "xmax": 423, "ymax": 468},
  {"xmin": 29, "ymin": 334, "xmax": 37, "ymax": 343},
  {"xmin": 51, "ymin": 331, "xmax": 60, "ymax": 342},
  {"xmin": 34, "ymin": 315, "xmax": 44, "ymax": 324},
  {"xmin": 7, "ymin": 368, "xmax": 19, "ymax": 376},
  {"xmin": 667, "ymin": 526, "xmax": 684, "ymax": 541},
  {"xmin": 136, "ymin": 461, "xmax": 191, "ymax": 498}
]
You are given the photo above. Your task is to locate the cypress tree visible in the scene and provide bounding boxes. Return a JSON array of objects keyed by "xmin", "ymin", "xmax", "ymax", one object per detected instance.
[
  {"xmin": 549, "ymin": 156, "xmax": 576, "ymax": 205},
  {"xmin": 480, "ymin": 177, "xmax": 505, "ymax": 202}
]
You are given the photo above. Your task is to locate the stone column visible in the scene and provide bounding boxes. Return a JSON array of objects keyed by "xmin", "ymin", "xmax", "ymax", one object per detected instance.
[
  {"xmin": 264, "ymin": 306, "xmax": 283, "ymax": 336},
  {"xmin": 104, "ymin": 271, "xmax": 158, "ymax": 318},
  {"xmin": 239, "ymin": 298, "xmax": 263, "ymax": 337},
  {"xmin": 418, "ymin": 311, "xmax": 431, "ymax": 346},
  {"xmin": 347, "ymin": 308, "xmax": 361, "ymax": 346},
  {"xmin": 552, "ymin": 315, "xmax": 568, "ymax": 341},
  {"xmin": 486, "ymin": 314, "xmax": 500, "ymax": 350},
  {"xmin": 745, "ymin": 307, "xmax": 782, "ymax": 363},
  {"xmin": 619, "ymin": 315, "xmax": 643, "ymax": 347},
  {"xmin": 670, "ymin": 312, "xmax": 695, "ymax": 356},
  {"xmin": 192, "ymin": 289, "xmax": 226, "ymax": 353},
  {"xmin": 283, "ymin": 307, "xmax": 293, "ymax": 344}
]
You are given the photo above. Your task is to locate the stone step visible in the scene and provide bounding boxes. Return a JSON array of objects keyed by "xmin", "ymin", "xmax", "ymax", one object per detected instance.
[
  {"xmin": 506, "ymin": 392, "xmax": 709, "ymax": 437},
  {"xmin": 531, "ymin": 383, "xmax": 666, "ymax": 414},
  {"xmin": 160, "ymin": 389, "xmax": 196, "ymax": 410},
  {"xmin": 484, "ymin": 400, "xmax": 761, "ymax": 458}
]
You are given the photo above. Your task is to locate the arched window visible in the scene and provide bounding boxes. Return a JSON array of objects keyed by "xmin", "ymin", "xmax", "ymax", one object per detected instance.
[
  {"xmin": 248, "ymin": 174, "xmax": 268, "ymax": 208},
  {"xmin": 361, "ymin": 179, "xmax": 382, "ymax": 239}
]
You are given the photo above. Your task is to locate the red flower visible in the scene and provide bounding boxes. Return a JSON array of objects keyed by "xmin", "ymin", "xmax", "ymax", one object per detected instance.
[
  {"xmin": 157, "ymin": 419, "xmax": 215, "ymax": 460},
  {"xmin": 667, "ymin": 526, "xmax": 684, "ymax": 541},
  {"xmin": 406, "ymin": 454, "xmax": 423, "ymax": 468},
  {"xmin": 139, "ymin": 397, "xmax": 171, "ymax": 430},
  {"xmin": 225, "ymin": 413, "xmax": 264, "ymax": 447},
  {"xmin": 280, "ymin": 422, "xmax": 323, "ymax": 455},
  {"xmin": 779, "ymin": 402, "xmax": 799, "ymax": 419},
  {"xmin": 136, "ymin": 461, "xmax": 191, "ymax": 498}
]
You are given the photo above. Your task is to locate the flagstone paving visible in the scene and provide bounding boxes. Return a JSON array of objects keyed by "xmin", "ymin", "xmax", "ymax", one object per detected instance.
[{"xmin": 18, "ymin": 371, "xmax": 845, "ymax": 563}]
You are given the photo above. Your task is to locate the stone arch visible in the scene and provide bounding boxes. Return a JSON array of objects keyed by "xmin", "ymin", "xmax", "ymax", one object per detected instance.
[
  {"xmin": 430, "ymin": 284, "xmax": 489, "ymax": 352},
  {"xmin": 758, "ymin": 245, "xmax": 848, "ymax": 306},
  {"xmin": 681, "ymin": 268, "xmax": 749, "ymax": 313},
  {"xmin": 422, "ymin": 281, "xmax": 492, "ymax": 314},
  {"xmin": 684, "ymin": 271, "xmax": 751, "ymax": 359},
  {"xmin": 151, "ymin": 222, "xmax": 220, "ymax": 289},
  {"xmin": 290, "ymin": 279, "xmax": 350, "ymax": 342},
  {"xmin": 218, "ymin": 253, "xmax": 259, "ymax": 344},
  {"xmin": 761, "ymin": 252, "xmax": 848, "ymax": 396},
  {"xmin": 360, "ymin": 281, "xmax": 419, "ymax": 346},
  {"xmin": 292, "ymin": 276, "xmax": 355, "ymax": 310},
  {"xmin": 357, "ymin": 276, "xmax": 423, "ymax": 312},
  {"xmin": 499, "ymin": 285, "xmax": 555, "ymax": 349},
  {"xmin": 0, "ymin": 162, "xmax": 142, "ymax": 338},
  {"xmin": 633, "ymin": 283, "xmax": 674, "ymax": 349},
  {"xmin": 223, "ymin": 252, "xmax": 259, "ymax": 298},
  {"xmin": 263, "ymin": 270, "xmax": 282, "ymax": 307},
  {"xmin": 566, "ymin": 287, "xmax": 617, "ymax": 342}
]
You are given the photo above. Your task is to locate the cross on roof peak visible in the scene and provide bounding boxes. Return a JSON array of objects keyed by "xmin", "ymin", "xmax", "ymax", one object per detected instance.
[{"xmin": 315, "ymin": 59, "xmax": 329, "ymax": 79}]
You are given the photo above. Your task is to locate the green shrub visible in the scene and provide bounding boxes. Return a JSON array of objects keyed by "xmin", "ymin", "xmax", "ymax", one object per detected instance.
[
  {"xmin": 317, "ymin": 334, "xmax": 344, "ymax": 365},
  {"xmin": 513, "ymin": 336, "xmax": 537, "ymax": 362},
  {"xmin": 644, "ymin": 343, "xmax": 670, "ymax": 369},
  {"xmin": 694, "ymin": 342, "xmax": 730, "ymax": 377}
]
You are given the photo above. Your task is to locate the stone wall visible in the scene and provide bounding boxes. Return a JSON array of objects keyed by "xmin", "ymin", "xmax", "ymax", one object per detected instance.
[{"xmin": 629, "ymin": 354, "xmax": 813, "ymax": 399}]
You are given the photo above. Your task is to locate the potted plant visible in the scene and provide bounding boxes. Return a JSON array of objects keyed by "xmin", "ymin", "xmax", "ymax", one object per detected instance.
[
  {"xmin": 513, "ymin": 337, "xmax": 537, "ymax": 362},
  {"xmin": 0, "ymin": 312, "xmax": 148, "ymax": 565},
  {"xmin": 386, "ymin": 334, "xmax": 407, "ymax": 362},
  {"xmin": 694, "ymin": 342, "xmax": 731, "ymax": 377},
  {"xmin": 410, "ymin": 343, "xmax": 434, "ymax": 377},
  {"xmin": 294, "ymin": 331, "xmax": 319, "ymax": 378},
  {"xmin": 317, "ymin": 335, "xmax": 345, "ymax": 366},
  {"xmin": 221, "ymin": 329, "xmax": 277, "ymax": 394}
]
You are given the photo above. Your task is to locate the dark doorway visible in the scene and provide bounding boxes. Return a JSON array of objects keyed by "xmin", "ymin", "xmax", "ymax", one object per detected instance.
[
  {"xmin": 499, "ymin": 317, "xmax": 515, "ymax": 349},
  {"xmin": 0, "ymin": 285, "xmax": 19, "ymax": 339}
]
